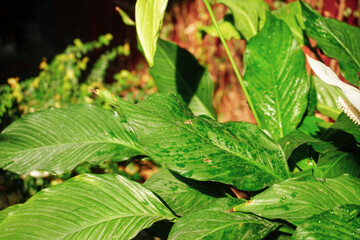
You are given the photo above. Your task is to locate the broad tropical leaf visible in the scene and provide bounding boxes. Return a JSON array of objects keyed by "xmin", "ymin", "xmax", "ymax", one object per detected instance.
[
  {"xmin": 244, "ymin": 13, "xmax": 309, "ymax": 140},
  {"xmin": 273, "ymin": 1, "xmax": 305, "ymax": 44},
  {"xmin": 318, "ymin": 150, "xmax": 360, "ymax": 178},
  {"xmin": 323, "ymin": 113, "xmax": 360, "ymax": 144},
  {"xmin": 292, "ymin": 205, "xmax": 360, "ymax": 239},
  {"xmin": 144, "ymin": 167, "xmax": 227, "ymax": 216},
  {"xmin": 99, "ymin": 92, "xmax": 290, "ymax": 191},
  {"xmin": 150, "ymin": 39, "xmax": 216, "ymax": 119},
  {"xmin": 135, "ymin": 0, "xmax": 168, "ymax": 66},
  {"xmin": 218, "ymin": 0, "xmax": 269, "ymax": 40},
  {"xmin": 0, "ymin": 174, "xmax": 176, "ymax": 239},
  {"xmin": 0, "ymin": 105, "xmax": 143, "ymax": 174},
  {"xmin": 234, "ymin": 174, "xmax": 360, "ymax": 225},
  {"xmin": 168, "ymin": 209, "xmax": 278, "ymax": 240},
  {"xmin": 313, "ymin": 76, "xmax": 344, "ymax": 119},
  {"xmin": 301, "ymin": 1, "xmax": 360, "ymax": 85}
]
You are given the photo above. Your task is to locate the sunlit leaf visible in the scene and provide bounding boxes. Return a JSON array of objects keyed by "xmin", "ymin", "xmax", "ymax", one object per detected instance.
[
  {"xmin": 218, "ymin": 0, "xmax": 269, "ymax": 40},
  {"xmin": 244, "ymin": 13, "xmax": 309, "ymax": 140},
  {"xmin": 292, "ymin": 205, "xmax": 360, "ymax": 239},
  {"xmin": 301, "ymin": 1, "xmax": 360, "ymax": 85},
  {"xmin": 234, "ymin": 174, "xmax": 360, "ymax": 225},
  {"xmin": 135, "ymin": 0, "xmax": 169, "ymax": 66},
  {"xmin": 199, "ymin": 14, "xmax": 241, "ymax": 40},
  {"xmin": 100, "ymin": 92, "xmax": 290, "ymax": 191},
  {"xmin": 273, "ymin": 1, "xmax": 305, "ymax": 44},
  {"xmin": 0, "ymin": 105, "xmax": 143, "ymax": 174},
  {"xmin": 168, "ymin": 208, "xmax": 278, "ymax": 240},
  {"xmin": 0, "ymin": 174, "xmax": 176, "ymax": 239}
]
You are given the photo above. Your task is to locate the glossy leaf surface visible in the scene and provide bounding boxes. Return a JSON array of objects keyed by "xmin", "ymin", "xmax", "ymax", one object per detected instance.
[
  {"xmin": 292, "ymin": 205, "xmax": 360, "ymax": 239},
  {"xmin": 168, "ymin": 209, "xmax": 278, "ymax": 240},
  {"xmin": 0, "ymin": 105, "xmax": 143, "ymax": 174},
  {"xmin": 0, "ymin": 174, "xmax": 176, "ymax": 239},
  {"xmin": 135, "ymin": 0, "xmax": 168, "ymax": 66},
  {"xmin": 218, "ymin": 0, "xmax": 268, "ymax": 40},
  {"xmin": 144, "ymin": 167, "xmax": 227, "ymax": 216},
  {"xmin": 301, "ymin": 1, "xmax": 360, "ymax": 85},
  {"xmin": 112, "ymin": 93, "xmax": 290, "ymax": 191},
  {"xmin": 234, "ymin": 174, "xmax": 360, "ymax": 225},
  {"xmin": 244, "ymin": 13, "xmax": 309, "ymax": 140},
  {"xmin": 150, "ymin": 39, "xmax": 216, "ymax": 119},
  {"xmin": 318, "ymin": 150, "xmax": 360, "ymax": 178}
]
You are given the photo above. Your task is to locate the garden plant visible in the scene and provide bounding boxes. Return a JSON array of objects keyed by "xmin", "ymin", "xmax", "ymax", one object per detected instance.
[{"xmin": 0, "ymin": 0, "xmax": 360, "ymax": 239}]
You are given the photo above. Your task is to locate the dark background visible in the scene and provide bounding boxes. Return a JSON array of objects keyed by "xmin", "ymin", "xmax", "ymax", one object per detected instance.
[{"xmin": 0, "ymin": 0, "xmax": 138, "ymax": 84}]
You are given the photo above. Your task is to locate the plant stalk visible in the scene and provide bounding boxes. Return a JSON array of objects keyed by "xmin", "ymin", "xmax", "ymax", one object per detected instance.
[{"xmin": 202, "ymin": 0, "xmax": 260, "ymax": 126}]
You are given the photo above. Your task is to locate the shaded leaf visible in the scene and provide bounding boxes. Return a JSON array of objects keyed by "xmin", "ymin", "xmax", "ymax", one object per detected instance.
[
  {"xmin": 105, "ymin": 92, "xmax": 290, "ymax": 191},
  {"xmin": 244, "ymin": 13, "xmax": 309, "ymax": 140},
  {"xmin": 323, "ymin": 113, "xmax": 360, "ymax": 144},
  {"xmin": 0, "ymin": 174, "xmax": 176, "ymax": 239},
  {"xmin": 0, "ymin": 105, "xmax": 143, "ymax": 174},
  {"xmin": 144, "ymin": 167, "xmax": 227, "ymax": 216},
  {"xmin": 273, "ymin": 1, "xmax": 305, "ymax": 44},
  {"xmin": 168, "ymin": 209, "xmax": 278, "ymax": 240},
  {"xmin": 135, "ymin": 0, "xmax": 168, "ymax": 66},
  {"xmin": 292, "ymin": 205, "xmax": 360, "ymax": 239},
  {"xmin": 301, "ymin": 1, "xmax": 360, "ymax": 85},
  {"xmin": 218, "ymin": 0, "xmax": 269, "ymax": 40},
  {"xmin": 150, "ymin": 39, "xmax": 216, "ymax": 119},
  {"xmin": 318, "ymin": 150, "xmax": 360, "ymax": 178},
  {"xmin": 234, "ymin": 174, "xmax": 360, "ymax": 225}
]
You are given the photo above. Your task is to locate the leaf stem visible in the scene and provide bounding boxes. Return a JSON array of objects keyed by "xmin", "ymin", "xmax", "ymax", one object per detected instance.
[{"xmin": 202, "ymin": 0, "xmax": 260, "ymax": 126}]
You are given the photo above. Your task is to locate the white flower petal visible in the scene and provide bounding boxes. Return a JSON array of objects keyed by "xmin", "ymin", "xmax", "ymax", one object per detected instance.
[{"xmin": 306, "ymin": 54, "xmax": 360, "ymax": 112}]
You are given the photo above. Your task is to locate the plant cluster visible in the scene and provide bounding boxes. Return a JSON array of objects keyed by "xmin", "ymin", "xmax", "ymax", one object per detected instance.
[{"xmin": 0, "ymin": 0, "xmax": 360, "ymax": 239}]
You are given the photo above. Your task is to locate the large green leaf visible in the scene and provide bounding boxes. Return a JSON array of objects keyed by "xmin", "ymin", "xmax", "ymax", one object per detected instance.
[
  {"xmin": 144, "ymin": 167, "xmax": 227, "ymax": 216},
  {"xmin": 168, "ymin": 209, "xmax": 278, "ymax": 240},
  {"xmin": 301, "ymin": 1, "xmax": 360, "ymax": 85},
  {"xmin": 318, "ymin": 150, "xmax": 360, "ymax": 177},
  {"xmin": 272, "ymin": 1, "xmax": 305, "ymax": 45},
  {"xmin": 313, "ymin": 76, "xmax": 344, "ymax": 119},
  {"xmin": 234, "ymin": 174, "xmax": 360, "ymax": 225},
  {"xmin": 135, "ymin": 0, "xmax": 168, "ymax": 67},
  {"xmin": 244, "ymin": 13, "xmax": 309, "ymax": 140},
  {"xmin": 323, "ymin": 113, "xmax": 360, "ymax": 144},
  {"xmin": 0, "ymin": 174, "xmax": 176, "ymax": 239},
  {"xmin": 0, "ymin": 105, "xmax": 143, "ymax": 174},
  {"xmin": 292, "ymin": 205, "xmax": 360, "ymax": 239},
  {"xmin": 102, "ymin": 92, "xmax": 290, "ymax": 191},
  {"xmin": 218, "ymin": 0, "xmax": 269, "ymax": 40},
  {"xmin": 150, "ymin": 39, "xmax": 216, "ymax": 119}
]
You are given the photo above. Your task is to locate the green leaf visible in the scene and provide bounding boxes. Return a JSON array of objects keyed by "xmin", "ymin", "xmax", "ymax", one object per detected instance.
[
  {"xmin": 273, "ymin": 1, "xmax": 305, "ymax": 45},
  {"xmin": 244, "ymin": 13, "xmax": 309, "ymax": 140},
  {"xmin": 199, "ymin": 14, "xmax": 241, "ymax": 40},
  {"xmin": 150, "ymin": 39, "xmax": 216, "ymax": 119},
  {"xmin": 0, "ymin": 174, "xmax": 176, "ymax": 239},
  {"xmin": 234, "ymin": 174, "xmax": 360, "ymax": 225},
  {"xmin": 144, "ymin": 167, "xmax": 227, "ymax": 216},
  {"xmin": 324, "ymin": 113, "xmax": 360, "ymax": 144},
  {"xmin": 0, "ymin": 204, "xmax": 21, "ymax": 223},
  {"xmin": 135, "ymin": 0, "xmax": 168, "ymax": 67},
  {"xmin": 218, "ymin": 0, "xmax": 269, "ymax": 40},
  {"xmin": 301, "ymin": 1, "xmax": 360, "ymax": 85},
  {"xmin": 0, "ymin": 105, "xmax": 143, "ymax": 174},
  {"xmin": 318, "ymin": 150, "xmax": 360, "ymax": 177},
  {"xmin": 292, "ymin": 205, "xmax": 360, "ymax": 239},
  {"xmin": 168, "ymin": 210, "xmax": 278, "ymax": 240},
  {"xmin": 313, "ymin": 76, "xmax": 344, "ymax": 119},
  {"xmin": 116, "ymin": 7, "xmax": 135, "ymax": 26},
  {"xmin": 110, "ymin": 92, "xmax": 290, "ymax": 191}
]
